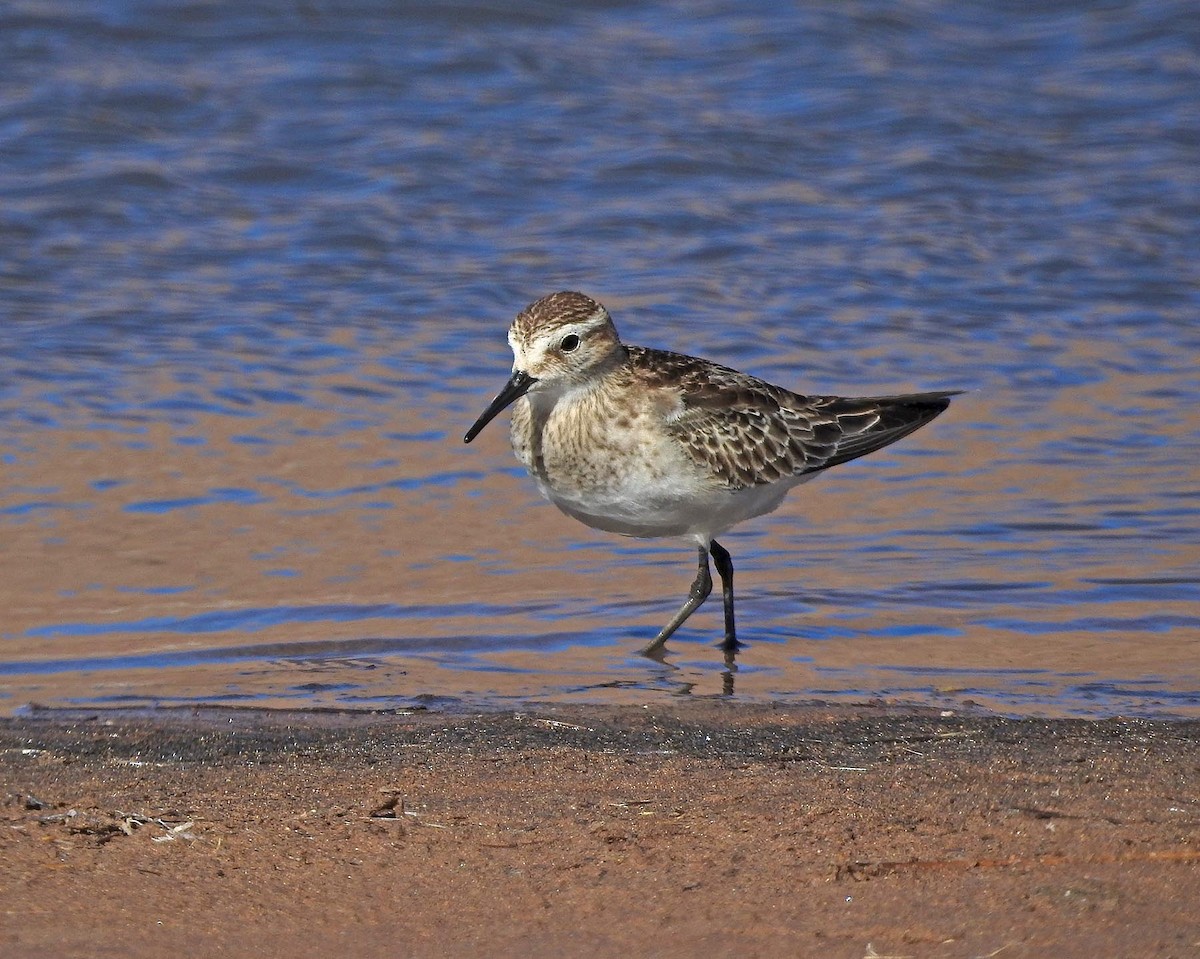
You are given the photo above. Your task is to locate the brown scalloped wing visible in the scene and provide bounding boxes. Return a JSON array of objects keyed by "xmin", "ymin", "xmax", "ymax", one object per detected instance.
[{"xmin": 627, "ymin": 347, "xmax": 957, "ymax": 491}]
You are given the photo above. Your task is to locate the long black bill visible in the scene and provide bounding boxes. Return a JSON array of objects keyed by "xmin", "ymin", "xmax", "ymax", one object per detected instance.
[{"xmin": 463, "ymin": 370, "xmax": 536, "ymax": 443}]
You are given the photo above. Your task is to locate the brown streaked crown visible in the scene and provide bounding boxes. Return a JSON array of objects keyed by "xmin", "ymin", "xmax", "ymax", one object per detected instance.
[{"xmin": 512, "ymin": 291, "xmax": 611, "ymax": 340}]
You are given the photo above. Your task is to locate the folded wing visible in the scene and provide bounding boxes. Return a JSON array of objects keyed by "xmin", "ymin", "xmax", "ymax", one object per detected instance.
[{"xmin": 632, "ymin": 347, "xmax": 959, "ymax": 490}]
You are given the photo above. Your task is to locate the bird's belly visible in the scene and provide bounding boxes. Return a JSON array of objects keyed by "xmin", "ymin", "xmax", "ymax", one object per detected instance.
[
  {"xmin": 533, "ymin": 443, "xmax": 707, "ymax": 537},
  {"xmin": 535, "ymin": 453, "xmax": 813, "ymax": 540},
  {"xmin": 511, "ymin": 391, "xmax": 814, "ymax": 539}
]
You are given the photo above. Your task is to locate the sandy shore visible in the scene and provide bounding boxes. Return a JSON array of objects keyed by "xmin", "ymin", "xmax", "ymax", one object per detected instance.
[{"xmin": 3, "ymin": 702, "xmax": 1199, "ymax": 958}]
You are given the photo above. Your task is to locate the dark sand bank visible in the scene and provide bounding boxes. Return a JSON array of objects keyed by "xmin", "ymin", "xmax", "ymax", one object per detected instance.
[{"xmin": 2, "ymin": 702, "xmax": 1199, "ymax": 958}]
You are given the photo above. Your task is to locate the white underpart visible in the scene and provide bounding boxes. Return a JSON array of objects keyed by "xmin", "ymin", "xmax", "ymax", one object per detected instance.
[{"xmin": 510, "ymin": 367, "xmax": 820, "ymax": 543}]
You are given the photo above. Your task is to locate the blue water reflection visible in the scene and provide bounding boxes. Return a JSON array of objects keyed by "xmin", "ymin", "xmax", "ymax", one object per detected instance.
[{"xmin": 1, "ymin": 0, "xmax": 1197, "ymax": 717}]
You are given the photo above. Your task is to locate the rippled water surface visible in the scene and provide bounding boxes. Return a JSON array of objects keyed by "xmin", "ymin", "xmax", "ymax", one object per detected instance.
[{"xmin": 2, "ymin": 0, "xmax": 1198, "ymax": 717}]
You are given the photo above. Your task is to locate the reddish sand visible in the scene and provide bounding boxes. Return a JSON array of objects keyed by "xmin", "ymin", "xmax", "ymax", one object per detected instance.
[{"xmin": 3, "ymin": 703, "xmax": 1199, "ymax": 958}]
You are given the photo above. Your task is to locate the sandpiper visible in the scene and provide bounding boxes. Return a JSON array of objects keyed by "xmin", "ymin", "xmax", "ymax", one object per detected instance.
[{"xmin": 464, "ymin": 291, "xmax": 959, "ymax": 657}]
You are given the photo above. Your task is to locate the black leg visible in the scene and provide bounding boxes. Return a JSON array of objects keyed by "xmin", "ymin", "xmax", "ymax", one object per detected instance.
[
  {"xmin": 640, "ymin": 544, "xmax": 712, "ymax": 658},
  {"xmin": 709, "ymin": 539, "xmax": 740, "ymax": 652}
]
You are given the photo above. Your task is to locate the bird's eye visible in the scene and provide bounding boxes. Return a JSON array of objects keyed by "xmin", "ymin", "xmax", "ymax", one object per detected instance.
[{"xmin": 560, "ymin": 333, "xmax": 581, "ymax": 353}]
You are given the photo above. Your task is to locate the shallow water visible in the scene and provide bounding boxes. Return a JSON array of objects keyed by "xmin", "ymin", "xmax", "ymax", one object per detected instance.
[{"xmin": 1, "ymin": 0, "xmax": 1198, "ymax": 718}]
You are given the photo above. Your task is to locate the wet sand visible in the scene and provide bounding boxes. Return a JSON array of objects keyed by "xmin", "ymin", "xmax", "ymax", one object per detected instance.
[{"xmin": 3, "ymin": 702, "xmax": 1198, "ymax": 958}]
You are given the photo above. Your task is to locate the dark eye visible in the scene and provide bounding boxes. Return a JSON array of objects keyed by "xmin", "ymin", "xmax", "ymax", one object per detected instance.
[{"xmin": 560, "ymin": 333, "xmax": 581, "ymax": 353}]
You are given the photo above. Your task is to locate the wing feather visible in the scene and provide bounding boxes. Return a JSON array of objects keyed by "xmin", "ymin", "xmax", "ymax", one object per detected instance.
[{"xmin": 627, "ymin": 347, "xmax": 959, "ymax": 490}]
